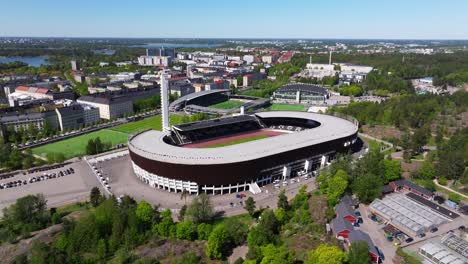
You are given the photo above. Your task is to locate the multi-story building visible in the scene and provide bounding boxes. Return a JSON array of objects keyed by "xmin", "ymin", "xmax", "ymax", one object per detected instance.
[
  {"xmin": 137, "ymin": 56, "xmax": 171, "ymax": 67},
  {"xmin": 71, "ymin": 60, "xmax": 80, "ymax": 71},
  {"xmin": 81, "ymin": 104, "xmax": 100, "ymax": 125},
  {"xmin": 55, "ymin": 105, "xmax": 85, "ymax": 131},
  {"xmin": 78, "ymin": 88, "xmax": 158, "ymax": 119},
  {"xmin": 77, "ymin": 95, "xmax": 133, "ymax": 120},
  {"xmin": 0, "ymin": 111, "xmax": 59, "ymax": 137},
  {"xmin": 262, "ymin": 55, "xmax": 273, "ymax": 64},
  {"xmin": 8, "ymin": 86, "xmax": 74, "ymax": 106}
]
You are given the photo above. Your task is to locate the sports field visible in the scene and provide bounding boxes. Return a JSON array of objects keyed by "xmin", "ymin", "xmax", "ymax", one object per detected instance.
[
  {"xmin": 32, "ymin": 129, "xmax": 129, "ymax": 160},
  {"xmin": 111, "ymin": 115, "xmax": 185, "ymax": 134},
  {"xmin": 33, "ymin": 114, "xmax": 185, "ymax": 159},
  {"xmin": 269, "ymin": 103, "xmax": 306, "ymax": 111},
  {"xmin": 209, "ymin": 100, "xmax": 244, "ymax": 109},
  {"xmin": 205, "ymin": 135, "xmax": 269, "ymax": 148},
  {"xmin": 184, "ymin": 129, "xmax": 285, "ymax": 148}
]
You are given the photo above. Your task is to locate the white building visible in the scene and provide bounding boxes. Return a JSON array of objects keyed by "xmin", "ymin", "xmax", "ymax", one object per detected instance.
[
  {"xmin": 243, "ymin": 55, "xmax": 254, "ymax": 64},
  {"xmin": 138, "ymin": 56, "xmax": 171, "ymax": 67}
]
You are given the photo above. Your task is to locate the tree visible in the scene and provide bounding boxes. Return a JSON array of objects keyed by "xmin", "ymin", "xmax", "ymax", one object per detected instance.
[
  {"xmin": 154, "ymin": 209, "xmax": 175, "ymax": 237},
  {"xmin": 97, "ymin": 238, "xmax": 107, "ymax": 261},
  {"xmin": 90, "ymin": 187, "xmax": 103, "ymax": 207},
  {"xmin": 306, "ymin": 244, "xmax": 347, "ymax": 264},
  {"xmin": 135, "ymin": 200, "xmax": 154, "ymax": 227},
  {"xmin": 180, "ymin": 189, "xmax": 189, "ymax": 205},
  {"xmin": 351, "ymin": 173, "xmax": 382, "ymax": 204},
  {"xmin": 185, "ymin": 193, "xmax": 213, "ymax": 223},
  {"xmin": 383, "ymin": 159, "xmax": 401, "ymax": 182},
  {"xmin": 326, "ymin": 169, "xmax": 349, "ymax": 205},
  {"xmin": 277, "ymin": 189, "xmax": 289, "ymax": 211},
  {"xmin": 179, "ymin": 252, "xmax": 200, "ymax": 264},
  {"xmin": 418, "ymin": 160, "xmax": 435, "ymax": 180},
  {"xmin": 178, "ymin": 204, "xmax": 187, "ymax": 221},
  {"xmin": 176, "ymin": 220, "xmax": 197, "ymax": 240},
  {"xmin": 247, "ymin": 210, "xmax": 279, "ymax": 247},
  {"xmin": 259, "ymin": 244, "xmax": 294, "ymax": 264},
  {"xmin": 348, "ymin": 241, "xmax": 370, "ymax": 264},
  {"xmin": 206, "ymin": 224, "xmax": 230, "ymax": 259},
  {"xmin": 197, "ymin": 223, "xmax": 213, "ymax": 240},
  {"xmin": 86, "ymin": 138, "xmax": 96, "ymax": 155},
  {"xmin": 244, "ymin": 197, "xmax": 256, "ymax": 216}
]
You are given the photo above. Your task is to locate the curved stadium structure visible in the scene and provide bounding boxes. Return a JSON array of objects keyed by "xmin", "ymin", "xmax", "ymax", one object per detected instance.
[{"xmin": 128, "ymin": 111, "xmax": 359, "ymax": 195}]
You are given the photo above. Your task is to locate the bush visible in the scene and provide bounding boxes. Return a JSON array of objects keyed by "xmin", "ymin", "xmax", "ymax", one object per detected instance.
[
  {"xmin": 197, "ymin": 223, "xmax": 213, "ymax": 240},
  {"xmin": 448, "ymin": 193, "xmax": 461, "ymax": 204},
  {"xmin": 438, "ymin": 177, "xmax": 448, "ymax": 185}
]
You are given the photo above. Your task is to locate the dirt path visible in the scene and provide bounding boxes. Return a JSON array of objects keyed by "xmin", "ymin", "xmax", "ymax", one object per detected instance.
[{"xmin": 433, "ymin": 179, "xmax": 468, "ymax": 200}]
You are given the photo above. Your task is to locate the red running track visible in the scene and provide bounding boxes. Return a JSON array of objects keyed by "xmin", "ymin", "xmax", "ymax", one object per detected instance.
[{"xmin": 183, "ymin": 129, "xmax": 287, "ymax": 148}]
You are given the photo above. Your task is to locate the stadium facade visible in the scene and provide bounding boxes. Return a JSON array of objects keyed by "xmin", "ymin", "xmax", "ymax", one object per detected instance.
[
  {"xmin": 128, "ymin": 111, "xmax": 359, "ymax": 195},
  {"xmin": 273, "ymin": 83, "xmax": 329, "ymax": 104}
]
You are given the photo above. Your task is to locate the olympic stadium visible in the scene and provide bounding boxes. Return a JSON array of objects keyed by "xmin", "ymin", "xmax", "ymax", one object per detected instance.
[{"xmin": 128, "ymin": 111, "xmax": 359, "ymax": 195}]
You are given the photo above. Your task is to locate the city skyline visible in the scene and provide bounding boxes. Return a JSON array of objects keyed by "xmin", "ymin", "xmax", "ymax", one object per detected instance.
[{"xmin": 1, "ymin": 0, "xmax": 468, "ymax": 39}]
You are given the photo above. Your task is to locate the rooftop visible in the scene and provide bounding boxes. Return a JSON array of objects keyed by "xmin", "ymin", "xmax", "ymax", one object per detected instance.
[
  {"xmin": 128, "ymin": 111, "xmax": 358, "ymax": 165},
  {"xmin": 276, "ymin": 83, "xmax": 328, "ymax": 95}
]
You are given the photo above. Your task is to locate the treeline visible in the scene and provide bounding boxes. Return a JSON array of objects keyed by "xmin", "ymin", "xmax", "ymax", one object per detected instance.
[
  {"xmin": 133, "ymin": 95, "xmax": 161, "ymax": 113},
  {"xmin": 85, "ymin": 137, "xmax": 113, "ymax": 155},
  {"xmin": 5, "ymin": 186, "xmax": 374, "ymax": 264},
  {"xmin": 5, "ymin": 122, "xmax": 56, "ymax": 144},
  {"xmin": 328, "ymin": 90, "xmax": 468, "ymax": 129},
  {"xmin": 0, "ymin": 194, "xmax": 55, "ymax": 243},
  {"xmin": 292, "ymin": 52, "xmax": 468, "ymax": 84},
  {"xmin": 318, "ymin": 148, "xmax": 401, "ymax": 205},
  {"xmin": 0, "ymin": 143, "xmax": 45, "ymax": 171}
]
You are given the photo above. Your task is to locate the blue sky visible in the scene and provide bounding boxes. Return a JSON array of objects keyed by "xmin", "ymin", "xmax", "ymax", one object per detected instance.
[{"xmin": 1, "ymin": 0, "xmax": 468, "ymax": 39}]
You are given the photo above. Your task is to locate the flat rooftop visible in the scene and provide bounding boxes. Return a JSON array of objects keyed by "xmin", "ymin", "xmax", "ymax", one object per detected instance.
[{"xmin": 128, "ymin": 111, "xmax": 358, "ymax": 165}]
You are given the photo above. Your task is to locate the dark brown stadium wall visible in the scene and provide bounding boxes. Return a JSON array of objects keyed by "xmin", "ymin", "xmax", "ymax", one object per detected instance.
[{"xmin": 128, "ymin": 132, "xmax": 357, "ymax": 187}]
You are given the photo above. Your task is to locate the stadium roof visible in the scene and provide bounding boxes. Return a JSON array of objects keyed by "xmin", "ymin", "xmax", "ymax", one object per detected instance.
[
  {"xmin": 174, "ymin": 115, "xmax": 256, "ymax": 131},
  {"xmin": 276, "ymin": 83, "xmax": 328, "ymax": 95},
  {"xmin": 128, "ymin": 111, "xmax": 358, "ymax": 165},
  {"xmin": 169, "ymin": 89, "xmax": 227, "ymax": 110}
]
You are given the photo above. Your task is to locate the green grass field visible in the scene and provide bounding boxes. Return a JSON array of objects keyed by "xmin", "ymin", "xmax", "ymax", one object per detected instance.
[
  {"xmin": 205, "ymin": 135, "xmax": 268, "ymax": 148},
  {"xmin": 33, "ymin": 114, "xmax": 186, "ymax": 159},
  {"xmin": 32, "ymin": 129, "xmax": 129, "ymax": 160},
  {"xmin": 209, "ymin": 100, "xmax": 244, "ymax": 109},
  {"xmin": 269, "ymin": 103, "xmax": 306, "ymax": 111},
  {"xmin": 110, "ymin": 115, "xmax": 185, "ymax": 134}
]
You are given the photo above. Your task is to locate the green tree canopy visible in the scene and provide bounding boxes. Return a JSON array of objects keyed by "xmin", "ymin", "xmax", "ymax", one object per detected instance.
[{"xmin": 306, "ymin": 244, "xmax": 347, "ymax": 264}]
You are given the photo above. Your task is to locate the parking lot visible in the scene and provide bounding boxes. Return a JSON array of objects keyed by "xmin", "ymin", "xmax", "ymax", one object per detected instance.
[
  {"xmin": 0, "ymin": 160, "xmax": 101, "ymax": 214},
  {"xmin": 95, "ymin": 154, "xmax": 318, "ymax": 216}
]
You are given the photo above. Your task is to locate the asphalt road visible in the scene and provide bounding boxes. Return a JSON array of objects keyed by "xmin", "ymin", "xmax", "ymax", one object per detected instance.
[{"xmin": 97, "ymin": 154, "xmax": 317, "ymax": 216}]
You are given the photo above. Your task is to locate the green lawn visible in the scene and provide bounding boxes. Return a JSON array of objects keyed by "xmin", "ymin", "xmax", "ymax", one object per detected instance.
[
  {"xmin": 32, "ymin": 129, "xmax": 129, "ymax": 160},
  {"xmin": 111, "ymin": 115, "xmax": 185, "ymax": 134},
  {"xmin": 32, "ymin": 114, "xmax": 186, "ymax": 160},
  {"xmin": 205, "ymin": 135, "xmax": 269, "ymax": 148},
  {"xmin": 209, "ymin": 100, "xmax": 244, "ymax": 109},
  {"xmin": 269, "ymin": 103, "xmax": 306, "ymax": 111}
]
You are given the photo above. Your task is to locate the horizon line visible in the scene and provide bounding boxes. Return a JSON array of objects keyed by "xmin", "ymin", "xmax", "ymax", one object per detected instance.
[{"xmin": 2, "ymin": 36, "xmax": 468, "ymax": 41}]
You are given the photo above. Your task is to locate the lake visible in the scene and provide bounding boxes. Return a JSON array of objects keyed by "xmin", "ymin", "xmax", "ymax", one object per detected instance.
[
  {"xmin": 130, "ymin": 43, "xmax": 223, "ymax": 48},
  {"xmin": 0, "ymin": 56, "xmax": 50, "ymax": 67},
  {"xmin": 93, "ymin": 49, "xmax": 115, "ymax": 55}
]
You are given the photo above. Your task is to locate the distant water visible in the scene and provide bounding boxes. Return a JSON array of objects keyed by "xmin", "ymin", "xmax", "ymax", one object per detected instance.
[
  {"xmin": 0, "ymin": 56, "xmax": 50, "ymax": 67},
  {"xmin": 93, "ymin": 49, "xmax": 115, "ymax": 55},
  {"xmin": 130, "ymin": 43, "xmax": 223, "ymax": 48}
]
